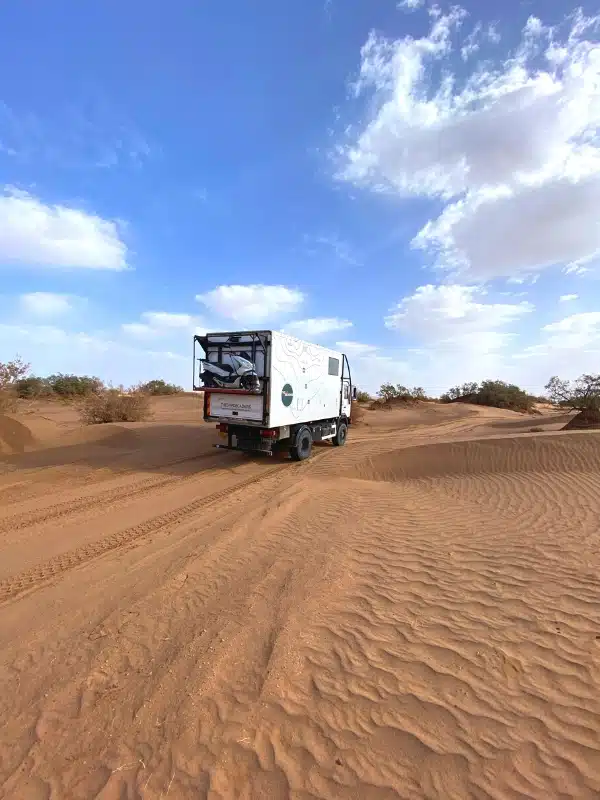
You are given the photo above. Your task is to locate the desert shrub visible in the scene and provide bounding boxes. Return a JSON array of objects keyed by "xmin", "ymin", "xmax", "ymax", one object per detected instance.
[
  {"xmin": 529, "ymin": 426, "xmax": 544, "ymax": 433},
  {"xmin": 377, "ymin": 383, "xmax": 426, "ymax": 403},
  {"xmin": 545, "ymin": 374, "xmax": 600, "ymax": 411},
  {"xmin": 0, "ymin": 355, "xmax": 30, "ymax": 387},
  {"xmin": 48, "ymin": 373, "xmax": 104, "ymax": 398},
  {"xmin": 378, "ymin": 383, "xmax": 398, "ymax": 402},
  {"xmin": 14, "ymin": 376, "xmax": 53, "ymax": 399},
  {"xmin": 476, "ymin": 380, "xmax": 534, "ymax": 412},
  {"xmin": 355, "ymin": 389, "xmax": 372, "ymax": 403},
  {"xmin": 0, "ymin": 355, "xmax": 30, "ymax": 412},
  {"xmin": 137, "ymin": 379, "xmax": 184, "ymax": 395},
  {"xmin": 79, "ymin": 389, "xmax": 151, "ymax": 424},
  {"xmin": 441, "ymin": 380, "xmax": 535, "ymax": 412},
  {"xmin": 0, "ymin": 356, "xmax": 31, "ymax": 389},
  {"xmin": 0, "ymin": 389, "xmax": 17, "ymax": 413},
  {"xmin": 440, "ymin": 382, "xmax": 479, "ymax": 402}
]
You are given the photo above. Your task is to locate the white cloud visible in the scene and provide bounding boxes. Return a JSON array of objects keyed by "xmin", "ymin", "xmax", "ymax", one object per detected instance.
[
  {"xmin": 339, "ymin": 9, "xmax": 600, "ymax": 280},
  {"xmin": 352, "ymin": 299, "xmax": 600, "ymax": 394},
  {"xmin": 542, "ymin": 311, "xmax": 600, "ymax": 349},
  {"xmin": 336, "ymin": 340, "xmax": 381, "ymax": 357},
  {"xmin": 0, "ymin": 101, "xmax": 155, "ymax": 171},
  {"xmin": 385, "ymin": 284, "xmax": 533, "ymax": 351},
  {"xmin": 413, "ymin": 173, "xmax": 600, "ymax": 280},
  {"xmin": 122, "ymin": 323, "xmax": 153, "ymax": 339},
  {"xmin": 512, "ymin": 312, "xmax": 600, "ymax": 384},
  {"xmin": 362, "ymin": 284, "xmax": 539, "ymax": 393},
  {"xmin": 284, "ymin": 317, "xmax": 353, "ymax": 338},
  {"xmin": 397, "ymin": 0, "xmax": 424, "ymax": 13},
  {"xmin": 460, "ymin": 23, "xmax": 501, "ymax": 61},
  {"xmin": 20, "ymin": 292, "xmax": 74, "ymax": 317},
  {"xmin": 196, "ymin": 284, "xmax": 304, "ymax": 323},
  {"xmin": 141, "ymin": 311, "xmax": 194, "ymax": 329},
  {"xmin": 0, "ymin": 323, "xmax": 189, "ymax": 388},
  {"xmin": 122, "ymin": 311, "xmax": 197, "ymax": 339},
  {"xmin": 559, "ymin": 293, "xmax": 579, "ymax": 302},
  {"xmin": 342, "ymin": 10, "xmax": 600, "ymax": 198},
  {"xmin": 335, "ymin": 340, "xmax": 410, "ymax": 393},
  {"xmin": 0, "ymin": 187, "xmax": 127, "ymax": 269},
  {"xmin": 304, "ymin": 234, "xmax": 361, "ymax": 266}
]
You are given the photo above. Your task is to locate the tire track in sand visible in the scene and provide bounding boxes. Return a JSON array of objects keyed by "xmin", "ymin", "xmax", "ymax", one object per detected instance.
[
  {"xmin": 0, "ymin": 451, "xmax": 225, "ymax": 535},
  {"xmin": 0, "ymin": 450, "xmax": 330, "ymax": 603},
  {"xmin": 0, "ymin": 447, "xmax": 230, "ymax": 507}
]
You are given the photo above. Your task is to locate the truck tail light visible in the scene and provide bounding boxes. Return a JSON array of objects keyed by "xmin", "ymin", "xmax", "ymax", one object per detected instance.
[
  {"xmin": 260, "ymin": 429, "xmax": 278, "ymax": 438},
  {"xmin": 217, "ymin": 423, "xmax": 228, "ymax": 432}
]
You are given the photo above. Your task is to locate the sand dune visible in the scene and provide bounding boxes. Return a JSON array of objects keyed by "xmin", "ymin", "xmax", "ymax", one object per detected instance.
[
  {"xmin": 348, "ymin": 431, "xmax": 600, "ymax": 481},
  {"xmin": 1, "ymin": 397, "xmax": 599, "ymax": 798},
  {"xmin": 0, "ymin": 414, "xmax": 38, "ymax": 455}
]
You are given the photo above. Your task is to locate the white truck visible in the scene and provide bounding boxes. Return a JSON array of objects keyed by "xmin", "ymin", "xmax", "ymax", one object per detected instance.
[{"xmin": 193, "ymin": 329, "xmax": 356, "ymax": 459}]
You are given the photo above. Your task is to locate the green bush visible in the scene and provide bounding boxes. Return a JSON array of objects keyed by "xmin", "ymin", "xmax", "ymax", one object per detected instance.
[
  {"xmin": 137, "ymin": 379, "xmax": 184, "ymax": 396},
  {"xmin": 0, "ymin": 355, "xmax": 31, "ymax": 412},
  {"xmin": 0, "ymin": 355, "xmax": 30, "ymax": 388},
  {"xmin": 14, "ymin": 376, "xmax": 53, "ymax": 399},
  {"xmin": 377, "ymin": 383, "xmax": 426, "ymax": 403},
  {"xmin": 355, "ymin": 389, "xmax": 372, "ymax": 403},
  {"xmin": 545, "ymin": 374, "xmax": 600, "ymax": 411},
  {"xmin": 47, "ymin": 373, "xmax": 104, "ymax": 398},
  {"xmin": 440, "ymin": 382, "xmax": 479, "ymax": 402},
  {"xmin": 79, "ymin": 389, "xmax": 152, "ymax": 424},
  {"xmin": 0, "ymin": 389, "xmax": 17, "ymax": 413},
  {"xmin": 440, "ymin": 380, "xmax": 535, "ymax": 412}
]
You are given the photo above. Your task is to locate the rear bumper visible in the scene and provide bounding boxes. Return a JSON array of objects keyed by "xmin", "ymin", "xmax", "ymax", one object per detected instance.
[
  {"xmin": 214, "ymin": 442, "xmax": 274, "ymax": 456},
  {"xmin": 215, "ymin": 424, "xmax": 280, "ymax": 456}
]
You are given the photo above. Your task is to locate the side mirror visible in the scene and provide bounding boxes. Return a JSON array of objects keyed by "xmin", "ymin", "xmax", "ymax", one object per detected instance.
[{"xmin": 352, "ymin": 386, "xmax": 357, "ymax": 400}]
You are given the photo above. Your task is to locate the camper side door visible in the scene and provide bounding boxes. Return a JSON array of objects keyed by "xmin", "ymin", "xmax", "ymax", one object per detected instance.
[{"xmin": 341, "ymin": 354, "xmax": 351, "ymax": 418}]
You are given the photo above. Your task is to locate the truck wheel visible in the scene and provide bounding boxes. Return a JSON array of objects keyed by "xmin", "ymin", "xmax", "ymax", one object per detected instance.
[
  {"xmin": 332, "ymin": 421, "xmax": 348, "ymax": 447},
  {"xmin": 290, "ymin": 426, "xmax": 313, "ymax": 461}
]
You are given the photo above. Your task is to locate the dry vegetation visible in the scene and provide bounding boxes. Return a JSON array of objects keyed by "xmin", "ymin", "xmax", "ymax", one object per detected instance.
[
  {"xmin": 440, "ymin": 380, "xmax": 537, "ymax": 413},
  {"xmin": 545, "ymin": 374, "xmax": 600, "ymax": 429},
  {"xmin": 0, "ymin": 357, "xmax": 184, "ymax": 424},
  {"xmin": 354, "ymin": 374, "xmax": 600, "ymax": 421},
  {"xmin": 0, "ymin": 355, "xmax": 29, "ymax": 413},
  {"xmin": 79, "ymin": 389, "xmax": 153, "ymax": 424},
  {"xmin": 5, "ymin": 356, "xmax": 600, "ymax": 428}
]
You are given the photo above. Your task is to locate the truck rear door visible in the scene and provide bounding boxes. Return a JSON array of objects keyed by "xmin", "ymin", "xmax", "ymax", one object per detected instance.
[{"xmin": 193, "ymin": 331, "xmax": 270, "ymax": 425}]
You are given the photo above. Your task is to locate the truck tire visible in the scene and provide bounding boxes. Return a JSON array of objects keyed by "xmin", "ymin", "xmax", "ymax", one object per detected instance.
[
  {"xmin": 332, "ymin": 421, "xmax": 348, "ymax": 447},
  {"xmin": 290, "ymin": 426, "xmax": 313, "ymax": 461}
]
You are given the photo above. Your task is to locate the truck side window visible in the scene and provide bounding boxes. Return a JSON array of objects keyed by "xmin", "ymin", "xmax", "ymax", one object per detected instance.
[
  {"xmin": 328, "ymin": 357, "xmax": 339, "ymax": 376},
  {"xmin": 343, "ymin": 383, "xmax": 349, "ymax": 399}
]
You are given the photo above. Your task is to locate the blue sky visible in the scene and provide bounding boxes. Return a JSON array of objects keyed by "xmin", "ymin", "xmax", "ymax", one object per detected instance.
[{"xmin": 0, "ymin": 0, "xmax": 599, "ymax": 394}]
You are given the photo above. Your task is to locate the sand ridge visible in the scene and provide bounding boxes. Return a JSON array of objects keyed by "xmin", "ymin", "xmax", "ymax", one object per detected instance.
[{"xmin": 0, "ymin": 396, "xmax": 599, "ymax": 798}]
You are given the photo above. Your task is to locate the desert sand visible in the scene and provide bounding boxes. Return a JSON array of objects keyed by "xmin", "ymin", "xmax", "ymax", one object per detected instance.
[{"xmin": 1, "ymin": 395, "xmax": 600, "ymax": 799}]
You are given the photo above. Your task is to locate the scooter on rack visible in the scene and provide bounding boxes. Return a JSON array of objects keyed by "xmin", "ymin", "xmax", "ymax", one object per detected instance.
[{"xmin": 200, "ymin": 355, "xmax": 261, "ymax": 393}]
